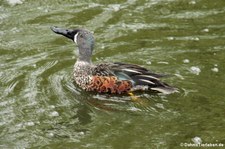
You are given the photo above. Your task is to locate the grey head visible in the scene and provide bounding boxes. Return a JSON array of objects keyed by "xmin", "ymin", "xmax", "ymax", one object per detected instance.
[{"xmin": 50, "ymin": 26, "xmax": 94, "ymax": 63}]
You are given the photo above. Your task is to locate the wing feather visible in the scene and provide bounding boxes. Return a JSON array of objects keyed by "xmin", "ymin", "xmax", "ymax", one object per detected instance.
[{"xmin": 91, "ymin": 62, "xmax": 177, "ymax": 94}]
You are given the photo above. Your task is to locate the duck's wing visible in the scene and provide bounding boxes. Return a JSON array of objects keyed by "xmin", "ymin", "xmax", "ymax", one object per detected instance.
[
  {"xmin": 89, "ymin": 63, "xmax": 132, "ymax": 94},
  {"xmin": 92, "ymin": 62, "xmax": 177, "ymax": 94}
]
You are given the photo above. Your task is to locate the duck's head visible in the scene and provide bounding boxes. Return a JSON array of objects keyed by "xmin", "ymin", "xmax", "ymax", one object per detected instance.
[{"xmin": 50, "ymin": 26, "xmax": 94, "ymax": 62}]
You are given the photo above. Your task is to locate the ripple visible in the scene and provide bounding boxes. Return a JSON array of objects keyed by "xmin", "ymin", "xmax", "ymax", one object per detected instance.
[
  {"xmin": 23, "ymin": 60, "xmax": 58, "ymax": 102},
  {"xmin": 162, "ymin": 9, "xmax": 225, "ymax": 19},
  {"xmin": 2, "ymin": 80, "xmax": 19, "ymax": 97},
  {"xmin": 6, "ymin": 0, "xmax": 24, "ymax": 6},
  {"xmin": 25, "ymin": 121, "xmax": 35, "ymax": 126},
  {"xmin": 49, "ymin": 111, "xmax": 59, "ymax": 117},
  {"xmin": 1, "ymin": 0, "xmax": 225, "ymax": 148},
  {"xmin": 49, "ymin": 71, "xmax": 67, "ymax": 101}
]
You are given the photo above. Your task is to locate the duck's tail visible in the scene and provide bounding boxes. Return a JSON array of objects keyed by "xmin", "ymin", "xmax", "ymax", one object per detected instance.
[{"xmin": 150, "ymin": 84, "xmax": 178, "ymax": 94}]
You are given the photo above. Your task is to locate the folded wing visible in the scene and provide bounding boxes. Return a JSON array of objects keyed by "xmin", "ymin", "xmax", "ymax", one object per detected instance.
[{"xmin": 92, "ymin": 62, "xmax": 177, "ymax": 94}]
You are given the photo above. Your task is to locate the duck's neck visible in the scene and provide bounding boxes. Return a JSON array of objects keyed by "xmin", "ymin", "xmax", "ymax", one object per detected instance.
[
  {"xmin": 77, "ymin": 45, "xmax": 93, "ymax": 63},
  {"xmin": 75, "ymin": 59, "xmax": 92, "ymax": 66},
  {"xmin": 77, "ymin": 55, "xmax": 92, "ymax": 63}
]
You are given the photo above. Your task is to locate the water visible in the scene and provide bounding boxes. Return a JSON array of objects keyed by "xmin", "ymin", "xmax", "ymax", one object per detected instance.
[{"xmin": 1, "ymin": 0, "xmax": 225, "ymax": 148}]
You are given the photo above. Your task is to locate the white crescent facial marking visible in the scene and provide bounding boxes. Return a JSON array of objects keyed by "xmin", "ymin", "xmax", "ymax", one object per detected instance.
[{"xmin": 74, "ymin": 33, "xmax": 79, "ymax": 44}]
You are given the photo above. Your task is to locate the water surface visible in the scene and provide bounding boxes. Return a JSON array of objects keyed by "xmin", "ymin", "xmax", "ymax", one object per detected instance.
[{"xmin": 1, "ymin": 0, "xmax": 225, "ymax": 148}]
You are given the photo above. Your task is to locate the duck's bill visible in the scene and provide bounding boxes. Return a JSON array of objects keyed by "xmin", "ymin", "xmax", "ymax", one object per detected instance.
[{"xmin": 50, "ymin": 26, "xmax": 76, "ymax": 40}]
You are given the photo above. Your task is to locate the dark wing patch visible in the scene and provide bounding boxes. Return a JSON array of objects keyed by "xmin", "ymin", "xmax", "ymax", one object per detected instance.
[{"xmin": 92, "ymin": 63, "xmax": 115, "ymax": 76}]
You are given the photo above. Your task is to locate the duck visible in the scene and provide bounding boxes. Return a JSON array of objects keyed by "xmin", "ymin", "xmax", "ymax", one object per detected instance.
[{"xmin": 50, "ymin": 26, "xmax": 177, "ymax": 94}]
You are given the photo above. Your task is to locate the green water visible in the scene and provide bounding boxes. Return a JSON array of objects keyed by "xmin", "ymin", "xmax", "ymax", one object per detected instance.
[{"xmin": 1, "ymin": 0, "xmax": 225, "ymax": 148}]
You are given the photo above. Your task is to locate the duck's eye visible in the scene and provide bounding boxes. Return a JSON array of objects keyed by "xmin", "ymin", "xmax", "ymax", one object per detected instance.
[{"xmin": 80, "ymin": 34, "xmax": 84, "ymax": 38}]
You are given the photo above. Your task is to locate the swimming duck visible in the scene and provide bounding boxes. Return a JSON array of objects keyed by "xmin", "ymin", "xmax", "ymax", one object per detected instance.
[{"xmin": 50, "ymin": 26, "xmax": 177, "ymax": 94}]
